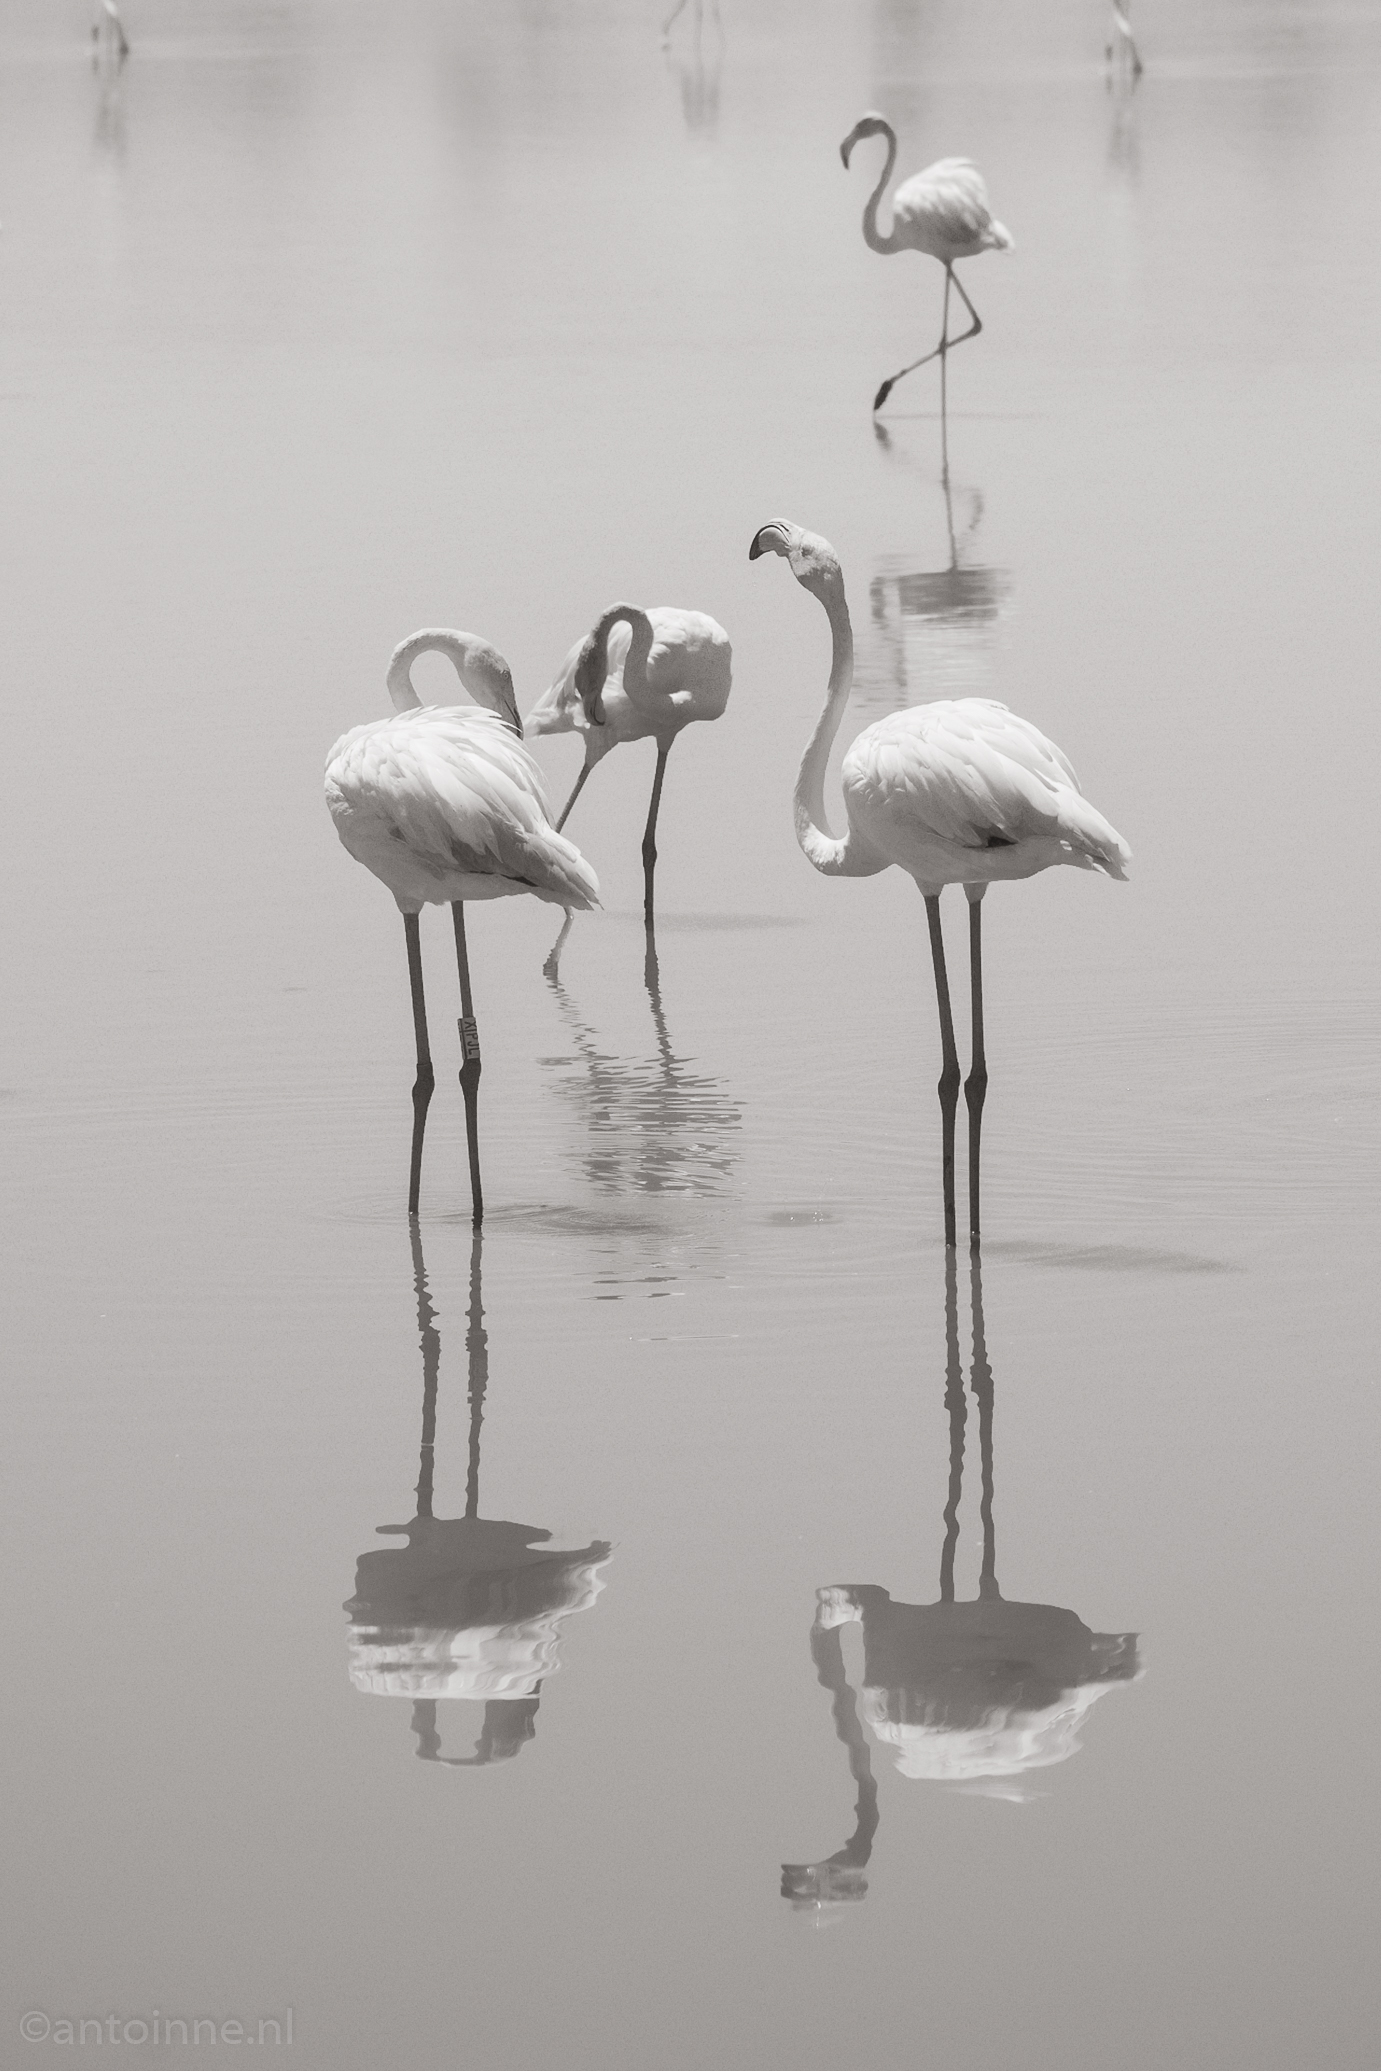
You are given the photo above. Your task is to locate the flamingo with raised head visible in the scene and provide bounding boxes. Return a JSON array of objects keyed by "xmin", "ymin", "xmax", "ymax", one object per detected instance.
[
  {"xmin": 527, "ymin": 603, "xmax": 732, "ymax": 928},
  {"xmin": 840, "ymin": 113, "xmax": 1012, "ymax": 415},
  {"xmin": 748, "ymin": 523, "xmax": 1129, "ymax": 1246},
  {"xmin": 326, "ymin": 629, "xmax": 599, "ymax": 1222}
]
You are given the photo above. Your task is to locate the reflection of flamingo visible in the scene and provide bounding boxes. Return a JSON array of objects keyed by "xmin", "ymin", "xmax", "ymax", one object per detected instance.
[
  {"xmin": 1107, "ymin": 0, "xmax": 1144, "ymax": 78},
  {"xmin": 783, "ymin": 1247, "xmax": 1138, "ymax": 1912},
  {"xmin": 542, "ymin": 934, "xmax": 740, "ymax": 1198},
  {"xmin": 840, "ymin": 114, "xmax": 1012, "ymax": 415},
  {"xmin": 92, "ymin": 0, "xmax": 130, "ymax": 61},
  {"xmin": 325, "ymin": 630, "xmax": 599, "ymax": 1221},
  {"xmin": 662, "ymin": 0, "xmax": 723, "ymax": 137},
  {"xmin": 344, "ymin": 1226, "xmax": 611, "ymax": 1766},
  {"xmin": 865, "ymin": 428, "xmax": 1010, "ymax": 712},
  {"xmin": 748, "ymin": 523, "xmax": 1129, "ymax": 1246},
  {"xmin": 527, "ymin": 605, "xmax": 732, "ymax": 928}
]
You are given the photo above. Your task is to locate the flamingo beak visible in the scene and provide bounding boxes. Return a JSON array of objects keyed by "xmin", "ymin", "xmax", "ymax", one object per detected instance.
[{"xmin": 748, "ymin": 521, "xmax": 796, "ymax": 562}]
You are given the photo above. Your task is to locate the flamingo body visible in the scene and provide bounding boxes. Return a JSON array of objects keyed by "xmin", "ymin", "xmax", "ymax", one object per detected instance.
[
  {"xmin": 527, "ymin": 606, "xmax": 731, "ymax": 765},
  {"xmin": 880, "ymin": 157, "xmax": 1013, "ymax": 264},
  {"xmin": 838, "ymin": 699, "xmax": 1130, "ymax": 896},
  {"xmin": 327, "ymin": 705, "xmax": 599, "ymax": 916}
]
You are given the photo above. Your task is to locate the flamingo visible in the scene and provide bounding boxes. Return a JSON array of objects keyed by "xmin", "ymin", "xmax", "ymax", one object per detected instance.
[
  {"xmin": 92, "ymin": 0, "xmax": 130, "ymax": 60},
  {"xmin": 748, "ymin": 523, "xmax": 1129, "ymax": 1247},
  {"xmin": 325, "ymin": 629, "xmax": 600, "ymax": 1222},
  {"xmin": 840, "ymin": 113, "xmax": 1013, "ymax": 415},
  {"xmin": 1107, "ymin": 0, "xmax": 1144, "ymax": 77},
  {"xmin": 526, "ymin": 603, "xmax": 732, "ymax": 928}
]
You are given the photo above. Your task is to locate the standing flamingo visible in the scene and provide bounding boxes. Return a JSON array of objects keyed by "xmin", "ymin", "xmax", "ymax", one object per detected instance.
[
  {"xmin": 526, "ymin": 603, "xmax": 732, "ymax": 928},
  {"xmin": 748, "ymin": 524, "xmax": 1129, "ymax": 1246},
  {"xmin": 840, "ymin": 113, "xmax": 1013, "ymax": 415},
  {"xmin": 1107, "ymin": 1, "xmax": 1144, "ymax": 77},
  {"xmin": 325, "ymin": 629, "xmax": 600, "ymax": 1222}
]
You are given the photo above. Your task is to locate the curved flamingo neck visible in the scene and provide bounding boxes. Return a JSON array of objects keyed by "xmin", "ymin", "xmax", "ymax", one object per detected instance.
[
  {"xmin": 861, "ymin": 123, "xmax": 904, "ymax": 255},
  {"xmin": 591, "ymin": 604, "xmax": 657, "ymax": 713},
  {"xmin": 387, "ymin": 630, "xmax": 522, "ymax": 735},
  {"xmin": 794, "ymin": 576, "xmax": 858, "ymax": 876}
]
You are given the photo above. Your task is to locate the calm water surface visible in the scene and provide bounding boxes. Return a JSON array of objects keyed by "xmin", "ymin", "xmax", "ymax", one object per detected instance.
[{"xmin": 2, "ymin": 2, "xmax": 1379, "ymax": 2066}]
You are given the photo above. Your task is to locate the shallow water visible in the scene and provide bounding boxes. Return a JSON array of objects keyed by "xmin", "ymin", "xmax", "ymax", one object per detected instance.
[{"xmin": 2, "ymin": 1, "xmax": 1379, "ymax": 2065}]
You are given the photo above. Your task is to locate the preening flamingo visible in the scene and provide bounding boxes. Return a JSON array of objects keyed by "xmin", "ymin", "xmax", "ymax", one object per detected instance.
[
  {"xmin": 527, "ymin": 603, "xmax": 732, "ymax": 928},
  {"xmin": 325, "ymin": 629, "xmax": 599, "ymax": 1222},
  {"xmin": 747, "ymin": 523, "xmax": 1129, "ymax": 1246},
  {"xmin": 840, "ymin": 113, "xmax": 1012, "ymax": 415}
]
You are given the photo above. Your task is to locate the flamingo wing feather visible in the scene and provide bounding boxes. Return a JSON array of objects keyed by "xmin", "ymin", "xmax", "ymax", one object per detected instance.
[
  {"xmin": 326, "ymin": 705, "xmax": 599, "ymax": 909},
  {"xmin": 844, "ymin": 701, "xmax": 1129, "ymax": 877}
]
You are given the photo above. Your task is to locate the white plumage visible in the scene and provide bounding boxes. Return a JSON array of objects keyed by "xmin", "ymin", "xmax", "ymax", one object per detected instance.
[
  {"xmin": 328, "ymin": 703, "xmax": 599, "ymax": 915},
  {"xmin": 840, "ymin": 113, "xmax": 1013, "ymax": 412},
  {"xmin": 871, "ymin": 156, "xmax": 1012, "ymax": 265},
  {"xmin": 839, "ymin": 701, "xmax": 1129, "ymax": 892},
  {"xmin": 326, "ymin": 635, "xmax": 598, "ymax": 917},
  {"xmin": 749, "ymin": 522, "xmax": 1129, "ymax": 1245},
  {"xmin": 527, "ymin": 602, "xmax": 732, "ymax": 925}
]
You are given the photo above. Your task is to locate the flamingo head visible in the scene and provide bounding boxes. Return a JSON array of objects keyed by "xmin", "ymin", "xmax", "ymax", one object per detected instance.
[
  {"xmin": 749, "ymin": 521, "xmax": 843, "ymax": 598},
  {"xmin": 468, "ymin": 645, "xmax": 524, "ymax": 737},
  {"xmin": 839, "ymin": 111, "xmax": 891, "ymax": 170}
]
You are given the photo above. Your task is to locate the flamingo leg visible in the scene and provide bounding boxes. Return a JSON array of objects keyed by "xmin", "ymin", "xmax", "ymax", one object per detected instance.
[
  {"xmin": 450, "ymin": 903, "xmax": 483, "ymax": 1226},
  {"xmin": 542, "ymin": 908, "xmax": 575, "ymax": 983},
  {"xmin": 964, "ymin": 889, "xmax": 989, "ymax": 1242},
  {"xmin": 939, "ymin": 265, "xmax": 951, "ymax": 424},
  {"xmin": 403, "ymin": 912, "xmax": 435, "ymax": 1219},
  {"xmin": 924, "ymin": 892, "xmax": 961, "ymax": 1247},
  {"xmin": 779, "ymin": 1620, "xmax": 879, "ymax": 1906},
  {"xmin": 939, "ymin": 1243, "xmax": 964, "ymax": 1601},
  {"xmin": 642, "ymin": 743, "xmax": 671, "ymax": 930},
  {"xmin": 555, "ymin": 757, "xmax": 593, "ymax": 833},
  {"xmin": 873, "ymin": 263, "xmax": 984, "ymax": 414},
  {"xmin": 970, "ymin": 1239, "xmax": 999, "ymax": 1599},
  {"xmin": 945, "ymin": 263, "xmax": 984, "ymax": 351}
]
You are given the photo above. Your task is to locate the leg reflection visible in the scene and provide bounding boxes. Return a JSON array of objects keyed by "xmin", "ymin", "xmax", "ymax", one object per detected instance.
[{"xmin": 780, "ymin": 1621, "xmax": 879, "ymax": 1909}]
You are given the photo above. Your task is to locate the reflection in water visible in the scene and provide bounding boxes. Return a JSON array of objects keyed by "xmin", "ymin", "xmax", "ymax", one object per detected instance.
[
  {"xmin": 1106, "ymin": 0, "xmax": 1145, "ymax": 81},
  {"xmin": 343, "ymin": 1227, "xmax": 611, "ymax": 1764},
  {"xmin": 860, "ymin": 427, "xmax": 1010, "ymax": 712},
  {"xmin": 542, "ymin": 935, "xmax": 740, "ymax": 1197},
  {"xmin": 663, "ymin": 0, "xmax": 723, "ymax": 141},
  {"xmin": 1106, "ymin": 61, "xmax": 1142, "ymax": 184},
  {"xmin": 92, "ymin": 49, "xmax": 127, "ymax": 163},
  {"xmin": 92, "ymin": 0, "xmax": 130, "ymax": 64},
  {"xmin": 783, "ymin": 1247, "xmax": 1139, "ymax": 1910}
]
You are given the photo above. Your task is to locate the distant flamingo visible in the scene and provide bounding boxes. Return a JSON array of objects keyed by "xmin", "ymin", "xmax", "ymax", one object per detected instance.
[
  {"xmin": 325, "ymin": 630, "xmax": 599, "ymax": 1221},
  {"xmin": 1107, "ymin": 1, "xmax": 1144, "ymax": 77},
  {"xmin": 527, "ymin": 603, "xmax": 732, "ymax": 927},
  {"xmin": 92, "ymin": 0, "xmax": 130, "ymax": 59},
  {"xmin": 748, "ymin": 524, "xmax": 1129, "ymax": 1246},
  {"xmin": 840, "ymin": 113, "xmax": 1012, "ymax": 415}
]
